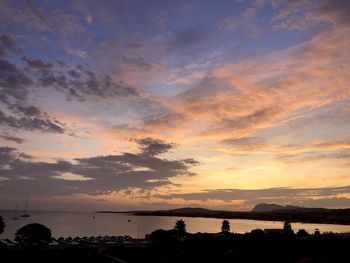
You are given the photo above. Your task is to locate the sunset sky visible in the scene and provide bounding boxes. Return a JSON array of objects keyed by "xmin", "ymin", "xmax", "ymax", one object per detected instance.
[{"xmin": 0, "ymin": 0, "xmax": 349, "ymax": 211}]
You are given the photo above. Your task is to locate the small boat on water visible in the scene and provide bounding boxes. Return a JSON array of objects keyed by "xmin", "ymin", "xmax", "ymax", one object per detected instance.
[
  {"xmin": 21, "ymin": 214, "xmax": 30, "ymax": 218},
  {"xmin": 12, "ymin": 205, "xmax": 19, "ymax": 220},
  {"xmin": 20, "ymin": 197, "xmax": 30, "ymax": 218}
]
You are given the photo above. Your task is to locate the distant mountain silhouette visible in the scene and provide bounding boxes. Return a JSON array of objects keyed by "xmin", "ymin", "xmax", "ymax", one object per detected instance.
[
  {"xmin": 252, "ymin": 203, "xmax": 302, "ymax": 212},
  {"xmin": 100, "ymin": 205, "xmax": 350, "ymax": 225}
]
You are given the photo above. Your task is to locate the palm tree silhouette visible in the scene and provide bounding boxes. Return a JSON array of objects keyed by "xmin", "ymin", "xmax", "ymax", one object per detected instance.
[
  {"xmin": 174, "ymin": 219, "xmax": 186, "ymax": 239},
  {"xmin": 283, "ymin": 220, "xmax": 293, "ymax": 234},
  {"xmin": 221, "ymin": 219, "xmax": 230, "ymax": 233}
]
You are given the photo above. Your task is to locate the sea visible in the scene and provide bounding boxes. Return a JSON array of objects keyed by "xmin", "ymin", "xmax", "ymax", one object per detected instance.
[{"xmin": 0, "ymin": 210, "xmax": 349, "ymax": 239}]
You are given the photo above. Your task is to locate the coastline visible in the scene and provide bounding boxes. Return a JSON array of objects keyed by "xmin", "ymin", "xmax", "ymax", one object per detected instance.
[{"xmin": 97, "ymin": 208, "xmax": 350, "ymax": 225}]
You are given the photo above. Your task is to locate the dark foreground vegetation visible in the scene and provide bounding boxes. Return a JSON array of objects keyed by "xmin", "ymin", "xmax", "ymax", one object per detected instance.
[{"xmin": 1, "ymin": 218, "xmax": 349, "ymax": 263}]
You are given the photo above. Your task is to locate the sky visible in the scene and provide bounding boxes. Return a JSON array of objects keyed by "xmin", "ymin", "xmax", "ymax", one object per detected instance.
[{"xmin": 0, "ymin": 0, "xmax": 349, "ymax": 211}]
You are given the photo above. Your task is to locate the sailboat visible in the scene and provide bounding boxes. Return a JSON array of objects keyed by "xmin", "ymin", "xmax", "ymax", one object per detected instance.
[
  {"xmin": 20, "ymin": 197, "xmax": 30, "ymax": 218},
  {"xmin": 12, "ymin": 205, "xmax": 19, "ymax": 220}
]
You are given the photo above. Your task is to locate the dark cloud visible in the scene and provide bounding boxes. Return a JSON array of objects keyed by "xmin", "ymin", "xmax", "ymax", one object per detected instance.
[
  {"xmin": 66, "ymin": 69, "xmax": 82, "ymax": 79},
  {"xmin": 135, "ymin": 137, "xmax": 177, "ymax": 156},
  {"xmin": 222, "ymin": 136, "xmax": 266, "ymax": 150},
  {"xmin": 272, "ymin": 0, "xmax": 350, "ymax": 30},
  {"xmin": 0, "ymin": 133, "xmax": 24, "ymax": 144},
  {"xmin": 1, "ymin": 52, "xmax": 141, "ymax": 136},
  {"xmin": 0, "ymin": 34, "xmax": 20, "ymax": 57},
  {"xmin": 121, "ymin": 55, "xmax": 152, "ymax": 72},
  {"xmin": 0, "ymin": 39, "xmax": 154, "ymax": 139},
  {"xmin": 11, "ymin": 104, "xmax": 41, "ymax": 117},
  {"xmin": 22, "ymin": 56, "xmax": 54, "ymax": 70},
  {"xmin": 0, "ymin": 58, "xmax": 65, "ymax": 133},
  {"xmin": 0, "ymin": 138, "xmax": 198, "ymax": 196},
  {"xmin": 60, "ymin": 48, "xmax": 86, "ymax": 59},
  {"xmin": 0, "ymin": 2, "xmax": 85, "ymax": 39},
  {"xmin": 22, "ymin": 57, "xmax": 139, "ymax": 101},
  {"xmin": 309, "ymin": 0, "xmax": 350, "ymax": 25},
  {"xmin": 0, "ymin": 110, "xmax": 65, "ymax": 133},
  {"xmin": 0, "ymin": 59, "xmax": 32, "ymax": 101},
  {"xmin": 0, "ymin": 146, "xmax": 31, "ymax": 167},
  {"xmin": 204, "ymin": 107, "xmax": 280, "ymax": 136},
  {"xmin": 155, "ymin": 185, "xmax": 350, "ymax": 208}
]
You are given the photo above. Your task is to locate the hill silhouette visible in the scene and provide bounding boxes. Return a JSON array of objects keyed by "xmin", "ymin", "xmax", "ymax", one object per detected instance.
[
  {"xmin": 252, "ymin": 203, "xmax": 302, "ymax": 212},
  {"xmin": 99, "ymin": 204, "xmax": 350, "ymax": 225}
]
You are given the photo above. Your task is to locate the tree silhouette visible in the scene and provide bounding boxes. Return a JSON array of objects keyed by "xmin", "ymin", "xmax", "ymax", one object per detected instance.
[
  {"xmin": 314, "ymin": 228, "xmax": 320, "ymax": 235},
  {"xmin": 221, "ymin": 219, "xmax": 230, "ymax": 233},
  {"xmin": 15, "ymin": 223, "xmax": 52, "ymax": 243},
  {"xmin": 174, "ymin": 219, "xmax": 186, "ymax": 236},
  {"xmin": 283, "ymin": 220, "xmax": 293, "ymax": 234},
  {"xmin": 0, "ymin": 216, "xmax": 5, "ymax": 234},
  {"xmin": 297, "ymin": 229, "xmax": 309, "ymax": 238}
]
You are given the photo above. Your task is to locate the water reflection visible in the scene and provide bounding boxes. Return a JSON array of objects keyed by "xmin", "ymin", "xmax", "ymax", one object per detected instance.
[{"xmin": 0, "ymin": 210, "xmax": 349, "ymax": 239}]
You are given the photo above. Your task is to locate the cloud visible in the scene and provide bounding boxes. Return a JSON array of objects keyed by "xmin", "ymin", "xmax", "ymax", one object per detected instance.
[
  {"xmin": 135, "ymin": 137, "xmax": 177, "ymax": 156},
  {"xmin": 0, "ymin": 138, "xmax": 199, "ymax": 196},
  {"xmin": 0, "ymin": 58, "xmax": 65, "ymax": 133},
  {"xmin": 0, "ymin": 2, "xmax": 85, "ymax": 38},
  {"xmin": 219, "ymin": 133, "xmax": 350, "ymax": 163},
  {"xmin": 108, "ymin": 16, "xmax": 349, "ymax": 144},
  {"xmin": 0, "ymin": 59, "xmax": 32, "ymax": 101},
  {"xmin": 158, "ymin": 18, "xmax": 350, "ymax": 141},
  {"xmin": 0, "ymin": 34, "xmax": 20, "ymax": 57},
  {"xmin": 22, "ymin": 57, "xmax": 139, "ymax": 101},
  {"xmin": 85, "ymin": 14, "xmax": 93, "ymax": 24},
  {"xmin": 121, "ymin": 55, "xmax": 152, "ymax": 72},
  {"xmin": 271, "ymin": 0, "xmax": 350, "ymax": 31},
  {"xmin": 0, "ymin": 133, "xmax": 24, "ymax": 144},
  {"xmin": 143, "ymin": 112, "xmax": 186, "ymax": 130},
  {"xmin": 218, "ymin": 17, "xmax": 237, "ymax": 31},
  {"xmin": 60, "ymin": 48, "xmax": 87, "ymax": 59},
  {"xmin": 0, "ymin": 110, "xmax": 65, "ymax": 133},
  {"xmin": 309, "ymin": 0, "xmax": 350, "ymax": 25},
  {"xmin": 204, "ymin": 107, "xmax": 281, "ymax": 137},
  {"xmin": 0, "ymin": 146, "xmax": 31, "ymax": 166},
  {"xmin": 0, "ymin": 0, "xmax": 349, "ymax": 210},
  {"xmin": 222, "ymin": 136, "xmax": 266, "ymax": 151}
]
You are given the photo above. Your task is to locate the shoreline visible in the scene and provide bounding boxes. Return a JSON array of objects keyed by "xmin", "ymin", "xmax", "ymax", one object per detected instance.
[{"xmin": 97, "ymin": 210, "xmax": 350, "ymax": 226}]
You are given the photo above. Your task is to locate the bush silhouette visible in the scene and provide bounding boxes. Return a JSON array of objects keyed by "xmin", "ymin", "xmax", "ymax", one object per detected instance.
[
  {"xmin": 221, "ymin": 219, "xmax": 230, "ymax": 233},
  {"xmin": 297, "ymin": 229, "xmax": 309, "ymax": 238},
  {"xmin": 0, "ymin": 216, "xmax": 5, "ymax": 234},
  {"xmin": 15, "ymin": 223, "xmax": 52, "ymax": 243},
  {"xmin": 250, "ymin": 229, "xmax": 265, "ymax": 239}
]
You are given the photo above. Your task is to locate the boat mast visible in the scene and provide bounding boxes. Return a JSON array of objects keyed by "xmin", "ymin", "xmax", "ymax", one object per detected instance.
[{"xmin": 21, "ymin": 197, "xmax": 30, "ymax": 217}]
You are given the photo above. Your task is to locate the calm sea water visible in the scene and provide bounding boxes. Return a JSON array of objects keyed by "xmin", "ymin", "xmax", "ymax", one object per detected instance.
[{"xmin": 0, "ymin": 210, "xmax": 349, "ymax": 239}]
